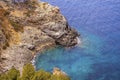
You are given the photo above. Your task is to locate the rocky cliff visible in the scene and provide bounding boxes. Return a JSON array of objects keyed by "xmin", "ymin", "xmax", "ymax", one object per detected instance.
[{"xmin": 0, "ymin": 0, "xmax": 79, "ymax": 74}]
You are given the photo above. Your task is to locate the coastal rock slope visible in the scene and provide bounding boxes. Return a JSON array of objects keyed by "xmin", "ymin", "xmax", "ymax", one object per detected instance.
[{"xmin": 0, "ymin": 0, "xmax": 79, "ymax": 73}]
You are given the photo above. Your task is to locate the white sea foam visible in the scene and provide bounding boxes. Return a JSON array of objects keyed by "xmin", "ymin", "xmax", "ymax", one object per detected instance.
[{"xmin": 76, "ymin": 37, "xmax": 82, "ymax": 47}]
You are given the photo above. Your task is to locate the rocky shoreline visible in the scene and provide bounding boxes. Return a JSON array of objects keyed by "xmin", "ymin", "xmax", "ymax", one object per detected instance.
[{"xmin": 0, "ymin": 0, "xmax": 79, "ymax": 74}]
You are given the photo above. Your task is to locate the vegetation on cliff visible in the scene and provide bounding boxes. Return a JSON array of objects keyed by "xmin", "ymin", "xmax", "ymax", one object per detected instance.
[{"xmin": 0, "ymin": 63, "xmax": 70, "ymax": 80}]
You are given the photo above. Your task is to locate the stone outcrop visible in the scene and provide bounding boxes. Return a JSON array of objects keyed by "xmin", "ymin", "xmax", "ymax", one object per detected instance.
[
  {"xmin": 0, "ymin": 0, "xmax": 79, "ymax": 74},
  {"xmin": 53, "ymin": 67, "xmax": 67, "ymax": 76}
]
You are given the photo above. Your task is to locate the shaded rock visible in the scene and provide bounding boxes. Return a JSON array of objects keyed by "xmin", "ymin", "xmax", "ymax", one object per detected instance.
[{"xmin": 41, "ymin": 21, "xmax": 79, "ymax": 47}]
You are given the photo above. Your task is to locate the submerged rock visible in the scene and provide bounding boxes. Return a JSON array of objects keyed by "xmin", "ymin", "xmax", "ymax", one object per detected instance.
[{"xmin": 0, "ymin": 0, "xmax": 79, "ymax": 73}]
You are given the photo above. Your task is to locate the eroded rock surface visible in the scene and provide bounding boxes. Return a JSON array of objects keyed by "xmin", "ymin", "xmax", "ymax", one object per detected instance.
[{"xmin": 0, "ymin": 0, "xmax": 79, "ymax": 74}]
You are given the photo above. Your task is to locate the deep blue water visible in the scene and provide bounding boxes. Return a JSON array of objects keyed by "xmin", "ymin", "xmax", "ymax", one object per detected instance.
[{"xmin": 35, "ymin": 0, "xmax": 120, "ymax": 80}]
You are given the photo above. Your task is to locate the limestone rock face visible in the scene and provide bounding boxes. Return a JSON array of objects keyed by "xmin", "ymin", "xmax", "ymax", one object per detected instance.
[
  {"xmin": 20, "ymin": 26, "xmax": 56, "ymax": 52},
  {"xmin": 0, "ymin": 0, "xmax": 79, "ymax": 73},
  {"xmin": 1, "ymin": 46, "xmax": 33, "ymax": 73},
  {"xmin": 41, "ymin": 21, "xmax": 79, "ymax": 47}
]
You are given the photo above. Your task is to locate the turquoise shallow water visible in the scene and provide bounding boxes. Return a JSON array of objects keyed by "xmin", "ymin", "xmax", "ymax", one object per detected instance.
[{"xmin": 35, "ymin": 0, "xmax": 120, "ymax": 80}]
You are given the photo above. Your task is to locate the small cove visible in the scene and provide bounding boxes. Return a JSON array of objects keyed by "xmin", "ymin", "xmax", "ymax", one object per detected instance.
[{"xmin": 35, "ymin": 0, "xmax": 120, "ymax": 80}]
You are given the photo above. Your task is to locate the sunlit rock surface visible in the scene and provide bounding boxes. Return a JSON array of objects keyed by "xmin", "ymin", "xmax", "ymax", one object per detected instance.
[{"xmin": 0, "ymin": 0, "xmax": 79, "ymax": 73}]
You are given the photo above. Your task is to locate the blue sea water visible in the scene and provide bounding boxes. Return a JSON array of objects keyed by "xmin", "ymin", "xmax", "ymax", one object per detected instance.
[{"xmin": 35, "ymin": 0, "xmax": 120, "ymax": 80}]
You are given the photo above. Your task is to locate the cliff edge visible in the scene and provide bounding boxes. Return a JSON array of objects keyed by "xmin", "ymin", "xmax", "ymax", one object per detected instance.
[{"xmin": 0, "ymin": 0, "xmax": 79, "ymax": 74}]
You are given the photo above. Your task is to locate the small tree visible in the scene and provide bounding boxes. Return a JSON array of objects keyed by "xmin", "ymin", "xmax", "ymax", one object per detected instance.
[
  {"xmin": 0, "ymin": 67, "xmax": 20, "ymax": 80},
  {"xmin": 21, "ymin": 63, "xmax": 35, "ymax": 80},
  {"xmin": 7, "ymin": 67, "xmax": 20, "ymax": 80},
  {"xmin": 32, "ymin": 69, "xmax": 51, "ymax": 80},
  {"xmin": 0, "ymin": 73, "xmax": 8, "ymax": 80}
]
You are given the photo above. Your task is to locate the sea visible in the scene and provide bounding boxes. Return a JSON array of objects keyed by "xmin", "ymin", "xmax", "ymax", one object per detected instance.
[{"xmin": 35, "ymin": 0, "xmax": 120, "ymax": 80}]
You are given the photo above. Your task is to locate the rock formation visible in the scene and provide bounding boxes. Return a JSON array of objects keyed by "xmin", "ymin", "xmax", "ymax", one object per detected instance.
[
  {"xmin": 53, "ymin": 67, "xmax": 67, "ymax": 76},
  {"xmin": 0, "ymin": 0, "xmax": 79, "ymax": 74}
]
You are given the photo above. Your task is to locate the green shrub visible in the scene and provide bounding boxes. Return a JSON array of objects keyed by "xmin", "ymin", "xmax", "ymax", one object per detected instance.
[
  {"xmin": 32, "ymin": 69, "xmax": 51, "ymax": 80},
  {"xmin": 0, "ymin": 73, "xmax": 8, "ymax": 80},
  {"xmin": 0, "ymin": 63, "xmax": 71, "ymax": 80},
  {"xmin": 0, "ymin": 67, "xmax": 20, "ymax": 80},
  {"xmin": 50, "ymin": 75, "xmax": 70, "ymax": 80},
  {"xmin": 21, "ymin": 63, "xmax": 35, "ymax": 80},
  {"xmin": 7, "ymin": 67, "xmax": 20, "ymax": 80}
]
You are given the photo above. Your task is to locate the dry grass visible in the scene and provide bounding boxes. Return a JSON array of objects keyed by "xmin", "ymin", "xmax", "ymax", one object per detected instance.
[{"xmin": 0, "ymin": 9, "xmax": 21, "ymax": 46}]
